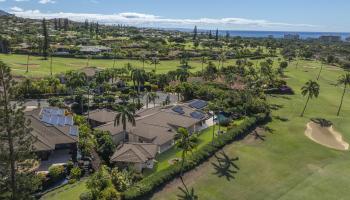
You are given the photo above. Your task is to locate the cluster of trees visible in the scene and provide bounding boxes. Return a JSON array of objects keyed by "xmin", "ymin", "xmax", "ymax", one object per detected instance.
[
  {"xmin": 80, "ymin": 165, "xmax": 139, "ymax": 200},
  {"xmin": 0, "ymin": 61, "xmax": 41, "ymax": 200}
]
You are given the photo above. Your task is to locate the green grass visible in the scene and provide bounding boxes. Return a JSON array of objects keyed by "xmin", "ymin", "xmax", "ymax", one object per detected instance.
[
  {"xmin": 144, "ymin": 125, "xmax": 227, "ymax": 176},
  {"xmin": 40, "ymin": 179, "xmax": 88, "ymax": 200},
  {"xmin": 151, "ymin": 60, "xmax": 350, "ymax": 200},
  {"xmin": 0, "ymin": 53, "xmax": 239, "ymax": 78}
]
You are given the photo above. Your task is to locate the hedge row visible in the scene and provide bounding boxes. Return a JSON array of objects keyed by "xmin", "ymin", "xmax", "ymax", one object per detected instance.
[{"xmin": 123, "ymin": 113, "xmax": 270, "ymax": 200}]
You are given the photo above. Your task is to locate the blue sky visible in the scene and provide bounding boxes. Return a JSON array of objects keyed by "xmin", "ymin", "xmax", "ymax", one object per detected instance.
[{"xmin": 1, "ymin": 0, "xmax": 349, "ymax": 32}]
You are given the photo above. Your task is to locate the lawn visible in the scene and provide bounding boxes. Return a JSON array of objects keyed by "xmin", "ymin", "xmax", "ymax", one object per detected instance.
[
  {"xmin": 145, "ymin": 125, "xmax": 227, "ymax": 175},
  {"xmin": 0, "ymin": 53, "xmax": 238, "ymax": 78},
  {"xmin": 41, "ymin": 179, "xmax": 88, "ymax": 200},
  {"xmin": 150, "ymin": 60, "xmax": 350, "ymax": 200}
]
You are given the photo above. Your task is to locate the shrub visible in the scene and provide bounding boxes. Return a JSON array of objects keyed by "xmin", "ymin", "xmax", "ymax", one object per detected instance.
[
  {"xmin": 67, "ymin": 160, "xmax": 74, "ymax": 173},
  {"xmin": 123, "ymin": 113, "xmax": 269, "ymax": 199},
  {"xmin": 100, "ymin": 187, "xmax": 121, "ymax": 200},
  {"xmin": 70, "ymin": 166, "xmax": 82, "ymax": 180},
  {"xmin": 48, "ymin": 165, "xmax": 65, "ymax": 182},
  {"xmin": 68, "ymin": 178, "xmax": 77, "ymax": 184},
  {"xmin": 80, "ymin": 191, "xmax": 93, "ymax": 200}
]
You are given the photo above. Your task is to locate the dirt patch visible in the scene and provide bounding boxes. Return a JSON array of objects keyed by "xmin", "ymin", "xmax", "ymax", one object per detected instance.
[
  {"xmin": 305, "ymin": 122, "xmax": 349, "ymax": 151},
  {"xmin": 69, "ymin": 63, "xmax": 85, "ymax": 67}
]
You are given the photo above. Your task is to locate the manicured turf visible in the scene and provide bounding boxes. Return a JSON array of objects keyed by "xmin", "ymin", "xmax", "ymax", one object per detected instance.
[
  {"xmin": 41, "ymin": 179, "xmax": 88, "ymax": 200},
  {"xmin": 0, "ymin": 53, "xmax": 236, "ymax": 78},
  {"xmin": 151, "ymin": 60, "xmax": 350, "ymax": 200},
  {"xmin": 145, "ymin": 125, "xmax": 226, "ymax": 176}
]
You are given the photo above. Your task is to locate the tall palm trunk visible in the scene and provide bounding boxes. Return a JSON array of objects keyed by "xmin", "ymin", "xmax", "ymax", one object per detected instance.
[
  {"xmin": 337, "ymin": 84, "xmax": 347, "ymax": 116},
  {"xmin": 317, "ymin": 63, "xmax": 323, "ymax": 80},
  {"xmin": 201, "ymin": 62, "xmax": 204, "ymax": 74},
  {"xmin": 26, "ymin": 54, "xmax": 30, "ymax": 73},
  {"xmin": 50, "ymin": 55, "xmax": 53, "ymax": 76},
  {"xmin": 300, "ymin": 95, "xmax": 310, "ymax": 117},
  {"xmin": 212, "ymin": 113, "xmax": 215, "ymax": 145},
  {"xmin": 217, "ymin": 115, "xmax": 221, "ymax": 134},
  {"xmin": 113, "ymin": 53, "xmax": 117, "ymax": 68},
  {"xmin": 86, "ymin": 55, "xmax": 90, "ymax": 67},
  {"xmin": 180, "ymin": 151, "xmax": 190, "ymax": 194}
]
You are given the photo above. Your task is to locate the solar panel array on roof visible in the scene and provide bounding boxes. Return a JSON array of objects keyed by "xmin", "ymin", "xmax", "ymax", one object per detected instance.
[
  {"xmin": 42, "ymin": 114, "xmax": 51, "ymax": 124},
  {"xmin": 190, "ymin": 111, "xmax": 205, "ymax": 119},
  {"xmin": 172, "ymin": 106, "xmax": 185, "ymax": 115},
  {"xmin": 189, "ymin": 100, "xmax": 208, "ymax": 110},
  {"xmin": 65, "ymin": 116, "xmax": 74, "ymax": 126},
  {"xmin": 69, "ymin": 126, "xmax": 79, "ymax": 136},
  {"xmin": 40, "ymin": 107, "xmax": 74, "ymax": 126},
  {"xmin": 42, "ymin": 107, "xmax": 65, "ymax": 116},
  {"xmin": 58, "ymin": 116, "xmax": 66, "ymax": 126},
  {"xmin": 50, "ymin": 115, "xmax": 59, "ymax": 125}
]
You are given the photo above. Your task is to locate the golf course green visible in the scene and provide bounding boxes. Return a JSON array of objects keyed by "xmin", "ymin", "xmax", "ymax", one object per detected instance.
[{"xmin": 150, "ymin": 60, "xmax": 350, "ymax": 200}]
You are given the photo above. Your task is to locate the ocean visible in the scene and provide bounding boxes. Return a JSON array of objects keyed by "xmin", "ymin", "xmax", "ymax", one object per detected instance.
[
  {"xmin": 162, "ymin": 28, "xmax": 350, "ymax": 40},
  {"xmin": 219, "ymin": 30, "xmax": 350, "ymax": 40}
]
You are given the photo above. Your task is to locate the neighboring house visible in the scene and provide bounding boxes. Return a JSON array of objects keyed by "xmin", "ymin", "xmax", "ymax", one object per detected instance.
[
  {"xmin": 110, "ymin": 143, "xmax": 158, "ymax": 172},
  {"xmin": 87, "ymin": 109, "xmax": 118, "ymax": 128},
  {"xmin": 96, "ymin": 101, "xmax": 209, "ymax": 153},
  {"xmin": 79, "ymin": 45, "xmax": 112, "ymax": 54},
  {"xmin": 25, "ymin": 107, "xmax": 79, "ymax": 171}
]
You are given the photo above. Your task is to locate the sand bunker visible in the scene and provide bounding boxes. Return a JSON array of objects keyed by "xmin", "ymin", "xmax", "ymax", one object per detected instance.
[{"xmin": 305, "ymin": 122, "xmax": 349, "ymax": 151}]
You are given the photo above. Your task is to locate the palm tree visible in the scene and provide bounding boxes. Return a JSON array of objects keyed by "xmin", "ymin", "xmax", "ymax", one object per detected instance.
[
  {"xmin": 176, "ymin": 128, "xmax": 197, "ymax": 198},
  {"xmin": 150, "ymin": 57, "xmax": 160, "ymax": 73},
  {"xmin": 26, "ymin": 39, "xmax": 36, "ymax": 73},
  {"xmin": 129, "ymin": 90, "xmax": 138, "ymax": 104},
  {"xmin": 174, "ymin": 84, "xmax": 183, "ymax": 101},
  {"xmin": 316, "ymin": 61, "xmax": 324, "ymax": 81},
  {"xmin": 218, "ymin": 51, "xmax": 227, "ymax": 70},
  {"xmin": 200, "ymin": 56, "xmax": 208, "ymax": 74},
  {"xmin": 65, "ymin": 71, "xmax": 87, "ymax": 93},
  {"xmin": 139, "ymin": 54, "xmax": 147, "ymax": 70},
  {"xmin": 49, "ymin": 49, "xmax": 54, "ymax": 76},
  {"xmin": 114, "ymin": 104, "xmax": 136, "ymax": 142},
  {"xmin": 112, "ymin": 45, "xmax": 120, "ymax": 68},
  {"xmin": 208, "ymin": 99, "xmax": 224, "ymax": 143},
  {"xmin": 176, "ymin": 68, "xmax": 190, "ymax": 83},
  {"xmin": 300, "ymin": 80, "xmax": 320, "ymax": 117},
  {"xmin": 148, "ymin": 92, "xmax": 159, "ymax": 108},
  {"xmin": 131, "ymin": 68, "xmax": 147, "ymax": 95},
  {"xmin": 336, "ymin": 73, "xmax": 350, "ymax": 116},
  {"xmin": 86, "ymin": 55, "xmax": 91, "ymax": 67}
]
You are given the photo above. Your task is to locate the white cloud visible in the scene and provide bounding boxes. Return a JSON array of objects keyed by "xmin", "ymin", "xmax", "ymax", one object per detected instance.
[
  {"xmin": 0, "ymin": 0, "xmax": 6, "ymax": 2},
  {"xmin": 38, "ymin": 0, "xmax": 55, "ymax": 4},
  {"xmin": 9, "ymin": 9, "xmax": 320, "ymax": 31},
  {"xmin": 15, "ymin": 0, "xmax": 30, "ymax": 2},
  {"xmin": 11, "ymin": 6, "xmax": 23, "ymax": 12}
]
